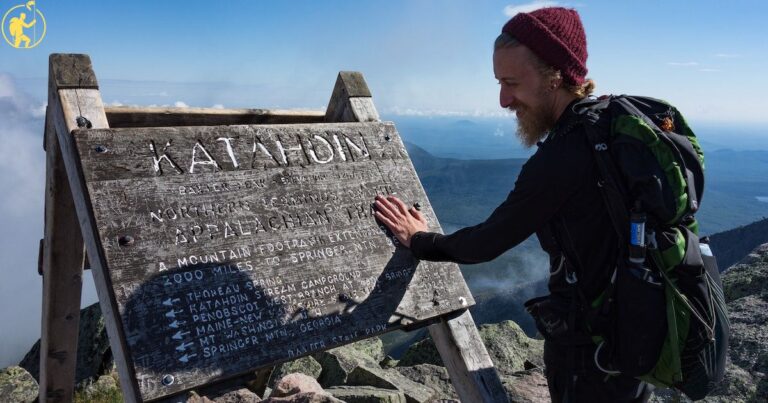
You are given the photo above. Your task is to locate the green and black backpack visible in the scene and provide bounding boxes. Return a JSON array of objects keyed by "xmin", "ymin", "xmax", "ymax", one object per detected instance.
[{"xmin": 574, "ymin": 95, "xmax": 730, "ymax": 400}]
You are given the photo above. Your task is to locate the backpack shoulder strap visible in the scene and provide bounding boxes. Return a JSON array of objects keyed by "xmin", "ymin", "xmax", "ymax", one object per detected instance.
[{"xmin": 574, "ymin": 97, "xmax": 630, "ymax": 249}]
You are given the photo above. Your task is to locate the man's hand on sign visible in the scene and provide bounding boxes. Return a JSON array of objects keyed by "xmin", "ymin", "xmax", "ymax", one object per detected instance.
[{"xmin": 373, "ymin": 195, "xmax": 428, "ymax": 248}]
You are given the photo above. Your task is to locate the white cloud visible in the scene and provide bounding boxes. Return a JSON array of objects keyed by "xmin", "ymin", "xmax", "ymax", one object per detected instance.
[
  {"xmin": 30, "ymin": 103, "xmax": 46, "ymax": 118},
  {"xmin": 211, "ymin": 104, "xmax": 225, "ymax": 109},
  {"xmin": 667, "ymin": 61, "xmax": 699, "ymax": 67},
  {"xmin": 0, "ymin": 73, "xmax": 47, "ymax": 367},
  {"xmin": 174, "ymin": 101, "xmax": 189, "ymax": 108},
  {"xmin": 504, "ymin": 1, "xmax": 561, "ymax": 17}
]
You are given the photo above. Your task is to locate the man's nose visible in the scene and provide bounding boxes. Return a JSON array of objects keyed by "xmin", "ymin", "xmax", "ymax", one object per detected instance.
[{"xmin": 499, "ymin": 89, "xmax": 515, "ymax": 109}]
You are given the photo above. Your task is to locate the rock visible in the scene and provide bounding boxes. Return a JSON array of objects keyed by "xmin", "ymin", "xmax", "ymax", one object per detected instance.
[
  {"xmin": 19, "ymin": 302, "xmax": 112, "ymax": 386},
  {"xmin": 326, "ymin": 385, "xmax": 407, "ymax": 402},
  {"xmin": 247, "ymin": 367, "xmax": 275, "ymax": 398},
  {"xmin": 722, "ymin": 243, "xmax": 768, "ymax": 303},
  {"xmin": 0, "ymin": 366, "xmax": 38, "ymax": 403},
  {"xmin": 347, "ymin": 337, "xmax": 385, "ymax": 364},
  {"xmin": 346, "ymin": 366, "xmax": 434, "ymax": 403},
  {"xmin": 264, "ymin": 374, "xmax": 342, "ymax": 403},
  {"xmin": 271, "ymin": 374, "xmax": 325, "ymax": 398},
  {"xmin": 711, "ymin": 243, "xmax": 768, "ymax": 402},
  {"xmin": 263, "ymin": 393, "xmax": 343, "ymax": 403},
  {"xmin": 186, "ymin": 373, "xmax": 266, "ymax": 402},
  {"xmin": 394, "ymin": 338, "xmax": 441, "ymax": 368},
  {"xmin": 500, "ymin": 369, "xmax": 550, "ymax": 403},
  {"xmin": 313, "ymin": 342, "xmax": 381, "ymax": 387},
  {"xmin": 394, "ymin": 364, "xmax": 455, "ymax": 400},
  {"xmin": 724, "ymin": 295, "xmax": 768, "ymax": 374},
  {"xmin": 478, "ymin": 320, "xmax": 544, "ymax": 375},
  {"xmin": 397, "ymin": 320, "xmax": 543, "ymax": 375},
  {"xmin": 379, "ymin": 356, "xmax": 398, "ymax": 369},
  {"xmin": 207, "ymin": 387, "xmax": 263, "ymax": 403},
  {"xmin": 268, "ymin": 356, "xmax": 323, "ymax": 389},
  {"xmin": 185, "ymin": 391, "xmax": 215, "ymax": 403},
  {"xmin": 77, "ymin": 373, "xmax": 121, "ymax": 402}
]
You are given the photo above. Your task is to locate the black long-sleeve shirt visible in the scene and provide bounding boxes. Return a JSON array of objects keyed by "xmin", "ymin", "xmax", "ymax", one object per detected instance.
[{"xmin": 410, "ymin": 101, "xmax": 620, "ymax": 300}]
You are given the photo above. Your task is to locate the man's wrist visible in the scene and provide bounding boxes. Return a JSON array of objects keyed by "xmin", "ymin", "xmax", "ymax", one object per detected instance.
[{"xmin": 409, "ymin": 231, "xmax": 442, "ymax": 260}]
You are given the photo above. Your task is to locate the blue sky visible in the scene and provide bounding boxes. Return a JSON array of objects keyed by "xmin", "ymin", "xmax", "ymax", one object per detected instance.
[
  {"xmin": 1, "ymin": 0, "xmax": 767, "ymax": 123},
  {"xmin": 0, "ymin": 0, "xmax": 767, "ymax": 367}
]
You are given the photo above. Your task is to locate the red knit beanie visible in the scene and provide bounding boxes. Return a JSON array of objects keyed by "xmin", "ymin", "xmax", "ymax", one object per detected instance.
[{"xmin": 501, "ymin": 7, "xmax": 588, "ymax": 85}]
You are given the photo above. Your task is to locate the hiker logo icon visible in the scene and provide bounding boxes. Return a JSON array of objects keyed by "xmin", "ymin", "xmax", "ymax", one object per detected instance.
[{"xmin": 2, "ymin": 0, "xmax": 46, "ymax": 49}]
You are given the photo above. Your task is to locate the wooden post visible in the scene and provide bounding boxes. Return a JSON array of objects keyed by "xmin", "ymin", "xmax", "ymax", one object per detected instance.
[
  {"xmin": 429, "ymin": 310, "xmax": 510, "ymax": 402},
  {"xmin": 325, "ymin": 71, "xmax": 380, "ymax": 123},
  {"xmin": 41, "ymin": 54, "xmax": 141, "ymax": 403},
  {"xmin": 38, "ymin": 57, "xmax": 88, "ymax": 403},
  {"xmin": 325, "ymin": 72, "xmax": 509, "ymax": 403}
]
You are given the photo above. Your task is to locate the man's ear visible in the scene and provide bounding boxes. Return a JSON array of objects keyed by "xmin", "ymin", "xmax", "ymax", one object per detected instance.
[{"xmin": 550, "ymin": 70, "xmax": 563, "ymax": 89}]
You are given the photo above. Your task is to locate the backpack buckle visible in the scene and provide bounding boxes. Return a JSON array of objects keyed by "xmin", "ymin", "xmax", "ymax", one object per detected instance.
[{"xmin": 647, "ymin": 230, "xmax": 658, "ymax": 250}]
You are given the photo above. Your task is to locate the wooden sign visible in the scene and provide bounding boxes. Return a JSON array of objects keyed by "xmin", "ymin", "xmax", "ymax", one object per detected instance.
[{"xmin": 72, "ymin": 122, "xmax": 474, "ymax": 400}]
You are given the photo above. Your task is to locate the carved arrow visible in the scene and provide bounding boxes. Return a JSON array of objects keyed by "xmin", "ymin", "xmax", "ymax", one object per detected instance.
[
  {"xmin": 172, "ymin": 330, "xmax": 191, "ymax": 340},
  {"xmin": 162, "ymin": 297, "xmax": 181, "ymax": 306},
  {"xmin": 168, "ymin": 320, "xmax": 187, "ymax": 329},
  {"xmin": 165, "ymin": 309, "xmax": 183, "ymax": 319},
  {"xmin": 178, "ymin": 353, "xmax": 197, "ymax": 363},
  {"xmin": 176, "ymin": 342, "xmax": 194, "ymax": 352}
]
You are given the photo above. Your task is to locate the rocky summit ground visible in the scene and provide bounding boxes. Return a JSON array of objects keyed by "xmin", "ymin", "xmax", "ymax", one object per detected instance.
[{"xmin": 3, "ymin": 243, "xmax": 767, "ymax": 402}]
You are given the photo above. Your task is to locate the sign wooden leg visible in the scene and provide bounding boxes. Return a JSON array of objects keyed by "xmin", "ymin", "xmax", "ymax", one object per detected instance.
[
  {"xmin": 429, "ymin": 309, "xmax": 510, "ymax": 403},
  {"xmin": 43, "ymin": 54, "xmax": 141, "ymax": 402},
  {"xmin": 325, "ymin": 71, "xmax": 380, "ymax": 123},
  {"xmin": 39, "ymin": 84, "xmax": 86, "ymax": 402}
]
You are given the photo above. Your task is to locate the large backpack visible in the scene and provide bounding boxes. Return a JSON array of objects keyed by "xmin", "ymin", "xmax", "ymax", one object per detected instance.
[{"xmin": 574, "ymin": 95, "xmax": 730, "ymax": 400}]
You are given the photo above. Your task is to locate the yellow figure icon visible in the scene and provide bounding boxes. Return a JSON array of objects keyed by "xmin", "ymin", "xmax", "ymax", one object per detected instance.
[
  {"xmin": 2, "ymin": 1, "xmax": 46, "ymax": 49},
  {"xmin": 8, "ymin": 12, "xmax": 36, "ymax": 48}
]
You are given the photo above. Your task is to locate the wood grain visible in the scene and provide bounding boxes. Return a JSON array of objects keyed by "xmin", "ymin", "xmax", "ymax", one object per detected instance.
[
  {"xmin": 105, "ymin": 107, "xmax": 325, "ymax": 128},
  {"xmin": 39, "ymin": 54, "xmax": 106, "ymax": 403},
  {"xmin": 52, "ymin": 87, "xmax": 142, "ymax": 403},
  {"xmin": 49, "ymin": 54, "xmax": 99, "ymax": 89},
  {"xmin": 71, "ymin": 122, "xmax": 473, "ymax": 401},
  {"xmin": 39, "ymin": 99, "xmax": 86, "ymax": 403},
  {"xmin": 325, "ymin": 72, "xmax": 379, "ymax": 123},
  {"xmin": 429, "ymin": 310, "xmax": 510, "ymax": 403}
]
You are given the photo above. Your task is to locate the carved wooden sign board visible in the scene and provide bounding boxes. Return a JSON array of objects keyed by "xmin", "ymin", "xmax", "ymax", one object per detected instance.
[{"xmin": 72, "ymin": 121, "xmax": 474, "ymax": 401}]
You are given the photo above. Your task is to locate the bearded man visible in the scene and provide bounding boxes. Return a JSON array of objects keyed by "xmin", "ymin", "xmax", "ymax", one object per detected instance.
[{"xmin": 373, "ymin": 7, "xmax": 653, "ymax": 403}]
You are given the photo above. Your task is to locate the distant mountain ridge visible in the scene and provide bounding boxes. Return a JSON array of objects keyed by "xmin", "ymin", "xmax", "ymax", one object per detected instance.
[{"xmin": 709, "ymin": 217, "xmax": 768, "ymax": 271}]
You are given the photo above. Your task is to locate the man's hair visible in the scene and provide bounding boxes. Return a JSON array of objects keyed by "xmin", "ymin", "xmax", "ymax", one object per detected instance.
[{"xmin": 494, "ymin": 32, "xmax": 595, "ymax": 98}]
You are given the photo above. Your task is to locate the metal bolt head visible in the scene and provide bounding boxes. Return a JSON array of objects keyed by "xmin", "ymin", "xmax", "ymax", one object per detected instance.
[
  {"xmin": 76, "ymin": 116, "xmax": 92, "ymax": 129},
  {"xmin": 162, "ymin": 374, "xmax": 175, "ymax": 386},
  {"xmin": 118, "ymin": 235, "xmax": 135, "ymax": 246},
  {"xmin": 94, "ymin": 145, "xmax": 109, "ymax": 154}
]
